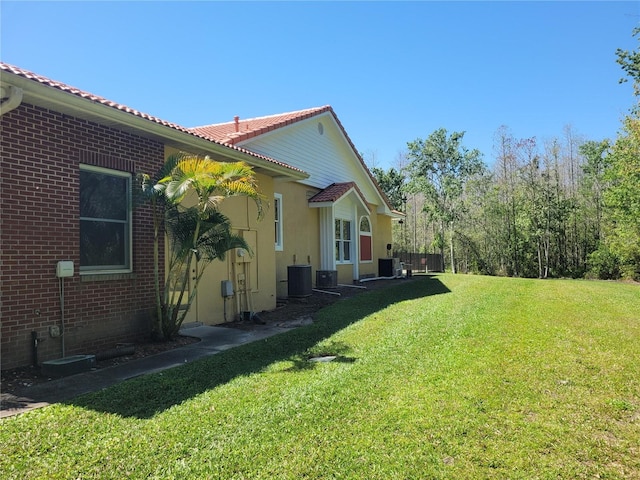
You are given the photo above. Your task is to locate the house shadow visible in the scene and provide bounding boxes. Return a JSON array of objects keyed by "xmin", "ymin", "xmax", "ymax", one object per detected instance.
[{"xmin": 68, "ymin": 275, "xmax": 450, "ymax": 419}]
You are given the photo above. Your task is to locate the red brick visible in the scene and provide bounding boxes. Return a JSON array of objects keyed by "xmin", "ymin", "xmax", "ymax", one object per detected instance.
[{"xmin": 1, "ymin": 103, "xmax": 165, "ymax": 369}]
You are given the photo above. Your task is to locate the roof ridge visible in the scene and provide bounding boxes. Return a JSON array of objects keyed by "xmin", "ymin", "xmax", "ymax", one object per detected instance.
[{"xmin": 190, "ymin": 105, "xmax": 332, "ymax": 130}]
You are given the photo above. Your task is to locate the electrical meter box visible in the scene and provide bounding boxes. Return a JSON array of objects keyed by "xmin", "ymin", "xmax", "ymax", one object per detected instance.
[
  {"xmin": 56, "ymin": 260, "xmax": 74, "ymax": 278},
  {"xmin": 235, "ymin": 248, "xmax": 248, "ymax": 262},
  {"xmin": 221, "ymin": 280, "xmax": 234, "ymax": 298}
]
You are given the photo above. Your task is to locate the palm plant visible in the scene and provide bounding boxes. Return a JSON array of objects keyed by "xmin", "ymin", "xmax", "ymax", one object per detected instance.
[{"xmin": 139, "ymin": 153, "xmax": 263, "ymax": 339}]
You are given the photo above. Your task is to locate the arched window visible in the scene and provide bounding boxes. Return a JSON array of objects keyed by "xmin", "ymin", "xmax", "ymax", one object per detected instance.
[{"xmin": 359, "ymin": 216, "xmax": 372, "ymax": 262}]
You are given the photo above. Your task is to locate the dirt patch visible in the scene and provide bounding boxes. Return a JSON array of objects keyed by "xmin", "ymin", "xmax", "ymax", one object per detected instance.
[
  {"xmin": 221, "ymin": 277, "xmax": 410, "ymax": 329},
  {"xmin": 0, "ymin": 336, "xmax": 200, "ymax": 397},
  {"xmin": 223, "ymin": 284, "xmax": 369, "ymax": 329}
]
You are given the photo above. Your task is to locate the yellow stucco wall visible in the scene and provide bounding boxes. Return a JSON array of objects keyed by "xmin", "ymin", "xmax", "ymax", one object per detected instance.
[
  {"xmin": 191, "ymin": 174, "xmax": 276, "ymax": 324},
  {"xmin": 372, "ymin": 212, "xmax": 394, "ymax": 273},
  {"xmin": 163, "ymin": 147, "xmax": 277, "ymax": 325},
  {"xmin": 273, "ymin": 185, "xmax": 395, "ymax": 290},
  {"xmin": 161, "ymin": 147, "xmax": 395, "ymax": 322},
  {"xmin": 273, "ymin": 181, "xmax": 320, "ymax": 298}
]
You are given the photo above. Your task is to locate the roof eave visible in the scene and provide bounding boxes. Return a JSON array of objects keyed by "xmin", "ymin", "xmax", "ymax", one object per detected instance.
[
  {"xmin": 1, "ymin": 71, "xmax": 309, "ymax": 181},
  {"xmin": 308, "ymin": 201, "xmax": 334, "ymax": 209},
  {"xmin": 309, "ymin": 187, "xmax": 371, "ymax": 213}
]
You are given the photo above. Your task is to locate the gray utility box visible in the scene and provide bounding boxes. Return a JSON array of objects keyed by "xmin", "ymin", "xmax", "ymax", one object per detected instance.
[
  {"xmin": 316, "ymin": 270, "xmax": 338, "ymax": 288},
  {"xmin": 288, "ymin": 265, "xmax": 312, "ymax": 297}
]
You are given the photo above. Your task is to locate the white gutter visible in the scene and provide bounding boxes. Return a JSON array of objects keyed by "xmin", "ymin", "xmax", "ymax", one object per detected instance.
[{"xmin": 0, "ymin": 84, "xmax": 23, "ymax": 115}]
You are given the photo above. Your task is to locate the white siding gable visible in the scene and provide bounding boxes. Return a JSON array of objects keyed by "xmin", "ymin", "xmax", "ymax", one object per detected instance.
[{"xmin": 236, "ymin": 112, "xmax": 382, "ymax": 208}]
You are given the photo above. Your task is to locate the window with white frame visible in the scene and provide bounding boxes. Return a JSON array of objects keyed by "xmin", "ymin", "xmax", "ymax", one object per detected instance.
[
  {"xmin": 274, "ymin": 193, "xmax": 283, "ymax": 251},
  {"xmin": 79, "ymin": 165, "xmax": 132, "ymax": 272},
  {"xmin": 335, "ymin": 218, "xmax": 352, "ymax": 263},
  {"xmin": 359, "ymin": 215, "xmax": 372, "ymax": 262}
]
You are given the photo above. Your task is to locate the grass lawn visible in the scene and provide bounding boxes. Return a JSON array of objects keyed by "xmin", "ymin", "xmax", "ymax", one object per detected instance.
[{"xmin": 1, "ymin": 274, "xmax": 638, "ymax": 479}]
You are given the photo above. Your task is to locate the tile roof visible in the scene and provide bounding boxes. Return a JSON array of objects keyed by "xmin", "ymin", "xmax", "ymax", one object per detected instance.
[
  {"xmin": 0, "ymin": 62, "xmax": 304, "ymax": 176},
  {"xmin": 191, "ymin": 106, "xmax": 394, "ymax": 213},
  {"xmin": 1, "ymin": 62, "xmax": 186, "ymax": 130},
  {"xmin": 190, "ymin": 106, "xmax": 333, "ymax": 145},
  {"xmin": 309, "ymin": 182, "xmax": 370, "ymax": 211}
]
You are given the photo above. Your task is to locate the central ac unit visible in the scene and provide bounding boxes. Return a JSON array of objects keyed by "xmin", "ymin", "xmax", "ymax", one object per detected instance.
[{"xmin": 316, "ymin": 270, "xmax": 337, "ymax": 288}]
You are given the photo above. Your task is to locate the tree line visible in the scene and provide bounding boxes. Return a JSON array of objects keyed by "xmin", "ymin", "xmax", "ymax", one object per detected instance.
[{"xmin": 372, "ymin": 29, "xmax": 640, "ymax": 281}]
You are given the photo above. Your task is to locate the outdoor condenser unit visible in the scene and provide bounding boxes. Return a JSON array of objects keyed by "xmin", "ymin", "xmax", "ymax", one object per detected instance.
[
  {"xmin": 287, "ymin": 265, "xmax": 312, "ymax": 298},
  {"xmin": 316, "ymin": 270, "xmax": 337, "ymax": 288}
]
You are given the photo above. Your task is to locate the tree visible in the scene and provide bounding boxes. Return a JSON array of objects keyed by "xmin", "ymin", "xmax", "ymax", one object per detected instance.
[
  {"xmin": 616, "ymin": 26, "xmax": 640, "ymax": 108},
  {"xmin": 579, "ymin": 139, "xmax": 610, "ymax": 248},
  {"xmin": 139, "ymin": 153, "xmax": 263, "ymax": 339},
  {"xmin": 370, "ymin": 166, "xmax": 406, "ymax": 211},
  {"xmin": 604, "ymin": 117, "xmax": 640, "ymax": 280},
  {"xmin": 599, "ymin": 27, "xmax": 640, "ymax": 280},
  {"xmin": 492, "ymin": 126, "xmax": 522, "ymax": 276},
  {"xmin": 406, "ymin": 129, "xmax": 484, "ymax": 273}
]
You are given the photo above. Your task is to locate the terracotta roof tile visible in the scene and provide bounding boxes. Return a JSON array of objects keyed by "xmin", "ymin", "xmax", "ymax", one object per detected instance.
[
  {"xmin": 0, "ymin": 62, "xmax": 305, "ymax": 176},
  {"xmin": 309, "ymin": 182, "xmax": 354, "ymax": 203},
  {"xmin": 309, "ymin": 182, "xmax": 370, "ymax": 211},
  {"xmin": 191, "ymin": 106, "xmax": 393, "ymax": 212},
  {"xmin": 190, "ymin": 106, "xmax": 333, "ymax": 145}
]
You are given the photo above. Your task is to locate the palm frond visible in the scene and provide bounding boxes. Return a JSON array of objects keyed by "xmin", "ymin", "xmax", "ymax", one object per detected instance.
[{"xmin": 137, "ymin": 152, "xmax": 265, "ymax": 339}]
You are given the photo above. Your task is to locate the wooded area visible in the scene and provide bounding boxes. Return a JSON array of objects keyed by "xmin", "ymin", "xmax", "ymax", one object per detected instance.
[{"xmin": 373, "ymin": 29, "xmax": 640, "ymax": 281}]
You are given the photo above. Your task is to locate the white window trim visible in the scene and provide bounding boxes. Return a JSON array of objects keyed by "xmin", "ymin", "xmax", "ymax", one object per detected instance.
[
  {"xmin": 274, "ymin": 193, "xmax": 283, "ymax": 251},
  {"xmin": 79, "ymin": 164, "xmax": 133, "ymax": 274},
  {"xmin": 335, "ymin": 218, "xmax": 353, "ymax": 264}
]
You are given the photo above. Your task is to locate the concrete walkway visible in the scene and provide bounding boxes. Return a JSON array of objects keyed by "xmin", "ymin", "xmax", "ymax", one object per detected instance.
[{"xmin": 1, "ymin": 323, "xmax": 297, "ymax": 418}]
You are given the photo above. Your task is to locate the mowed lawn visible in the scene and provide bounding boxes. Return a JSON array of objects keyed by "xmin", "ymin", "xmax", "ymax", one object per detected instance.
[{"xmin": 1, "ymin": 274, "xmax": 638, "ymax": 479}]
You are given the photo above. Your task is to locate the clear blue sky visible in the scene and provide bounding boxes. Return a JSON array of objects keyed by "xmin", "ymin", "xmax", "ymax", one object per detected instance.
[{"xmin": 1, "ymin": 1, "xmax": 638, "ymax": 169}]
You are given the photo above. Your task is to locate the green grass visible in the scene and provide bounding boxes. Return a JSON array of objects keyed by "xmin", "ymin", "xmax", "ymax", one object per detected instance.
[{"xmin": 1, "ymin": 274, "xmax": 639, "ymax": 479}]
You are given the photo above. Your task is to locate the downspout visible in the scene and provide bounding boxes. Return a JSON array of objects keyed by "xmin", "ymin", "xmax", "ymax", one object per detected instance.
[{"xmin": 0, "ymin": 84, "xmax": 23, "ymax": 115}]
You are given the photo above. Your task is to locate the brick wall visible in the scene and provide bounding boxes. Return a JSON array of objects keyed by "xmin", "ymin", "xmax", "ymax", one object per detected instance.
[{"xmin": 1, "ymin": 103, "xmax": 165, "ymax": 370}]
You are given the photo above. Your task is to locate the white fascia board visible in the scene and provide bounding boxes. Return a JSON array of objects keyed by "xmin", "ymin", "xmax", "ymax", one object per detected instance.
[
  {"xmin": 326, "ymin": 116, "xmax": 393, "ymax": 211},
  {"xmin": 309, "ymin": 201, "xmax": 334, "ymax": 209},
  {"xmin": 389, "ymin": 209, "xmax": 405, "ymax": 219}
]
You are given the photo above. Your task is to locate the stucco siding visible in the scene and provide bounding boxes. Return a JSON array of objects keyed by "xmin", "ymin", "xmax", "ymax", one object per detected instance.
[
  {"xmin": 274, "ymin": 181, "xmax": 321, "ymax": 298},
  {"xmin": 163, "ymin": 147, "xmax": 278, "ymax": 325}
]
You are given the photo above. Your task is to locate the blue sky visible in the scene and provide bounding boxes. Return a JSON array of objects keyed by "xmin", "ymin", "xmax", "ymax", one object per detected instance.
[{"xmin": 1, "ymin": 1, "xmax": 638, "ymax": 169}]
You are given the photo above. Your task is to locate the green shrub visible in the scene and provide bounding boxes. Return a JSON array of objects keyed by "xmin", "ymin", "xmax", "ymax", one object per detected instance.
[{"xmin": 587, "ymin": 246, "xmax": 621, "ymax": 280}]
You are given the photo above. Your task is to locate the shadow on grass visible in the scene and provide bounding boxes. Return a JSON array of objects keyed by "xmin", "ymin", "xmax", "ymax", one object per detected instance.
[{"xmin": 69, "ymin": 275, "xmax": 450, "ymax": 419}]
